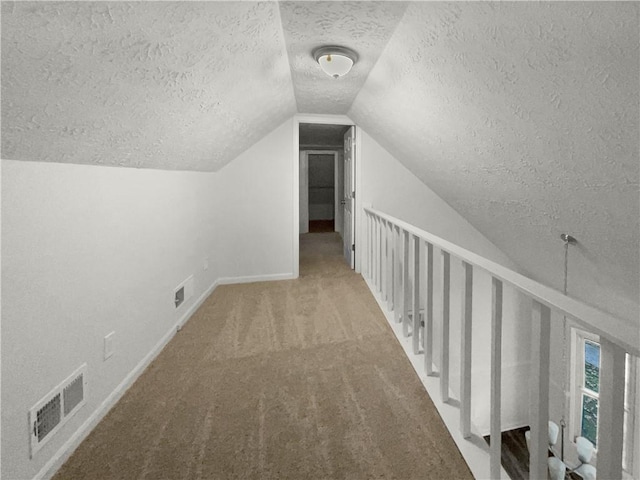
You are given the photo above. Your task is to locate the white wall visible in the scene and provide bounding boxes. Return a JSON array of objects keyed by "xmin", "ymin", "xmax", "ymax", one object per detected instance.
[
  {"xmin": 1, "ymin": 160, "xmax": 218, "ymax": 480},
  {"xmin": 1, "ymin": 118, "xmax": 295, "ymax": 480},
  {"xmin": 215, "ymin": 119, "xmax": 294, "ymax": 282},
  {"xmin": 356, "ymin": 128, "xmax": 531, "ymax": 435}
]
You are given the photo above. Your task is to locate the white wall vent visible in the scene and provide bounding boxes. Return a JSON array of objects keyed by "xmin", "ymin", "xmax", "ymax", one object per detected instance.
[{"xmin": 29, "ymin": 364, "xmax": 87, "ymax": 457}]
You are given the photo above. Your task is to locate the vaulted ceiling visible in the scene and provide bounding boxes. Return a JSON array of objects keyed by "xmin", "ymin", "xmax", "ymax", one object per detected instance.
[{"xmin": 2, "ymin": 1, "xmax": 638, "ymax": 321}]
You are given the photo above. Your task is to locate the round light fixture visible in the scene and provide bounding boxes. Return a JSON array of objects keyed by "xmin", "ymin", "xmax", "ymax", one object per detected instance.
[{"xmin": 313, "ymin": 46, "xmax": 358, "ymax": 79}]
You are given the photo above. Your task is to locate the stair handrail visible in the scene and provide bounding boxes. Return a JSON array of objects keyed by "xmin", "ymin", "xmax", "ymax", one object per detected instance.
[{"xmin": 363, "ymin": 206, "xmax": 639, "ymax": 357}]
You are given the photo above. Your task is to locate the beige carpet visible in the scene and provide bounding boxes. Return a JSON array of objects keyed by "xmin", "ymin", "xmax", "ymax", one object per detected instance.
[{"xmin": 54, "ymin": 233, "xmax": 473, "ymax": 480}]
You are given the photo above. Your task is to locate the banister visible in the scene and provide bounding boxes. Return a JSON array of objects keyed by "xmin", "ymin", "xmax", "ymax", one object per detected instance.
[{"xmin": 364, "ymin": 206, "xmax": 640, "ymax": 357}]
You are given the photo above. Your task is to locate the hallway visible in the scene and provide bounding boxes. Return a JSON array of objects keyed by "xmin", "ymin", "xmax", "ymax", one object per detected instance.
[{"xmin": 53, "ymin": 233, "xmax": 472, "ymax": 480}]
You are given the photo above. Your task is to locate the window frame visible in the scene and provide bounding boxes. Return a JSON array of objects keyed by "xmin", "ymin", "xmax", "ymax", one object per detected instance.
[
  {"xmin": 570, "ymin": 329, "xmax": 601, "ymax": 450},
  {"xmin": 570, "ymin": 328, "xmax": 637, "ymax": 477},
  {"xmin": 622, "ymin": 354, "xmax": 637, "ymax": 476}
]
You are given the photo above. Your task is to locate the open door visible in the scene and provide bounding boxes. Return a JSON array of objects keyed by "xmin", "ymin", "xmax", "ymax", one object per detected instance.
[{"xmin": 343, "ymin": 126, "xmax": 356, "ymax": 268}]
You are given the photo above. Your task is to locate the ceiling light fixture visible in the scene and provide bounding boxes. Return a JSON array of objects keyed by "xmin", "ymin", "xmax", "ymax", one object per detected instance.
[{"xmin": 313, "ymin": 46, "xmax": 358, "ymax": 79}]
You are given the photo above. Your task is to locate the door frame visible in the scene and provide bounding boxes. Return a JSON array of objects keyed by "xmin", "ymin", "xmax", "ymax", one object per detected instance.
[
  {"xmin": 300, "ymin": 150, "xmax": 339, "ymax": 234},
  {"xmin": 293, "ymin": 114, "xmax": 357, "ymax": 279}
]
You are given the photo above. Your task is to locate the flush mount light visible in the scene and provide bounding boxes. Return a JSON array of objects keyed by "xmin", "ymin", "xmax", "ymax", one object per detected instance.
[{"xmin": 313, "ymin": 46, "xmax": 358, "ymax": 79}]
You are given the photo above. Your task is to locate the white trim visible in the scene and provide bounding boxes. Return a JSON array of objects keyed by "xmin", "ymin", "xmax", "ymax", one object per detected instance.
[
  {"xmin": 217, "ymin": 273, "xmax": 295, "ymax": 286},
  {"xmin": 295, "ymin": 114, "xmax": 353, "ymax": 125},
  {"xmin": 354, "ymin": 125, "xmax": 362, "ymax": 274},
  {"xmin": 633, "ymin": 357, "xmax": 640, "ymax": 480},
  {"xmin": 570, "ymin": 329, "xmax": 601, "ymax": 450},
  {"xmin": 301, "ymin": 150, "xmax": 339, "ymax": 226},
  {"xmin": 622, "ymin": 353, "xmax": 637, "ymax": 476},
  {"xmin": 292, "ymin": 119, "xmax": 300, "ymax": 279},
  {"xmin": 34, "ymin": 270, "xmax": 292, "ymax": 480},
  {"xmin": 334, "ymin": 154, "xmax": 340, "ymax": 230},
  {"xmin": 568, "ymin": 329, "xmax": 637, "ymax": 476}
]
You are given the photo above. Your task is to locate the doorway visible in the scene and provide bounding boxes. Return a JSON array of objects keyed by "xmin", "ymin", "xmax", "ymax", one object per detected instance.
[
  {"xmin": 299, "ymin": 150, "xmax": 340, "ymax": 235},
  {"xmin": 296, "ymin": 120, "xmax": 356, "ymax": 272},
  {"xmin": 308, "ymin": 152, "xmax": 336, "ymax": 232}
]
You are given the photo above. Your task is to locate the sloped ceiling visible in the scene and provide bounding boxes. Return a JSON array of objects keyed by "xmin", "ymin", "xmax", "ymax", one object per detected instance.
[
  {"xmin": 1, "ymin": 0, "xmax": 406, "ymax": 170},
  {"xmin": 349, "ymin": 2, "xmax": 639, "ymax": 322},
  {"xmin": 1, "ymin": 1, "xmax": 296, "ymax": 170},
  {"xmin": 2, "ymin": 2, "xmax": 638, "ymax": 320}
]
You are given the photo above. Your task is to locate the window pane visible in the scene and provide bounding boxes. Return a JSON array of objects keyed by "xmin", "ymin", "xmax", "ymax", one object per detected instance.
[
  {"xmin": 581, "ymin": 395, "xmax": 598, "ymax": 447},
  {"xmin": 584, "ymin": 341, "xmax": 600, "ymax": 393}
]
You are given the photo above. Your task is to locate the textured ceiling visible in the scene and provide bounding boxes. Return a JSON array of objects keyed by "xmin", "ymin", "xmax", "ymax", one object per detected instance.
[
  {"xmin": 1, "ymin": 1, "xmax": 296, "ymax": 171},
  {"xmin": 2, "ymin": 2, "xmax": 638, "ymax": 320},
  {"xmin": 349, "ymin": 2, "xmax": 639, "ymax": 322},
  {"xmin": 279, "ymin": 1, "xmax": 407, "ymax": 114}
]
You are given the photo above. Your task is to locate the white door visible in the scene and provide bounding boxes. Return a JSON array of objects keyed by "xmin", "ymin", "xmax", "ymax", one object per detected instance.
[{"xmin": 343, "ymin": 126, "xmax": 356, "ymax": 268}]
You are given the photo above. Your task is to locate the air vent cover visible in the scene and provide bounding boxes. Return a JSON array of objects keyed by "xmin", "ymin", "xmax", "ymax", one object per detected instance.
[
  {"xmin": 29, "ymin": 364, "xmax": 87, "ymax": 457},
  {"xmin": 35, "ymin": 394, "xmax": 61, "ymax": 442},
  {"xmin": 63, "ymin": 375, "xmax": 84, "ymax": 416}
]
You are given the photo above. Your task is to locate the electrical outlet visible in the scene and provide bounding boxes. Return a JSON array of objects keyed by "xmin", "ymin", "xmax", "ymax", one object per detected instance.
[{"xmin": 104, "ymin": 332, "xmax": 115, "ymax": 360}]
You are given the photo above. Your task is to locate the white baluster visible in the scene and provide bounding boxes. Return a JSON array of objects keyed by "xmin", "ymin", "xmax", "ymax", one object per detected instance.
[
  {"xmin": 412, "ymin": 235, "xmax": 421, "ymax": 355},
  {"xmin": 378, "ymin": 218, "xmax": 383, "ymax": 294},
  {"xmin": 380, "ymin": 220, "xmax": 387, "ymax": 302},
  {"xmin": 425, "ymin": 242, "xmax": 435, "ymax": 376},
  {"xmin": 370, "ymin": 214, "xmax": 374, "ymax": 281},
  {"xmin": 460, "ymin": 261, "xmax": 473, "ymax": 438},
  {"xmin": 387, "ymin": 221, "xmax": 394, "ymax": 311},
  {"xmin": 394, "ymin": 226, "xmax": 402, "ymax": 323},
  {"xmin": 490, "ymin": 277, "xmax": 503, "ymax": 479},
  {"xmin": 597, "ymin": 338, "xmax": 626, "ymax": 480},
  {"xmin": 367, "ymin": 213, "xmax": 373, "ymax": 281},
  {"xmin": 530, "ymin": 300, "xmax": 551, "ymax": 480},
  {"xmin": 372, "ymin": 216, "xmax": 377, "ymax": 289},
  {"xmin": 371, "ymin": 216, "xmax": 376, "ymax": 286},
  {"xmin": 441, "ymin": 250, "xmax": 451, "ymax": 402},
  {"xmin": 403, "ymin": 230, "xmax": 410, "ymax": 337}
]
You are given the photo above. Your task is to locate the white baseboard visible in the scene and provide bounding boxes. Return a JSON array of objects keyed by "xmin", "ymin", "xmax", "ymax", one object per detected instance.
[
  {"xmin": 34, "ymin": 326, "xmax": 175, "ymax": 479},
  {"xmin": 217, "ymin": 272, "xmax": 295, "ymax": 285},
  {"xmin": 35, "ymin": 270, "xmax": 291, "ymax": 480},
  {"xmin": 35, "ymin": 279, "xmax": 218, "ymax": 480}
]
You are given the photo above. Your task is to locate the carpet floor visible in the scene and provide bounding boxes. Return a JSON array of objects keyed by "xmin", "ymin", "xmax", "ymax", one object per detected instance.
[{"xmin": 54, "ymin": 233, "xmax": 473, "ymax": 480}]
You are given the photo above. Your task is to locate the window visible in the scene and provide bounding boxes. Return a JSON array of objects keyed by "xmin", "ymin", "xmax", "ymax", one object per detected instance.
[
  {"xmin": 571, "ymin": 329, "xmax": 637, "ymax": 477},
  {"xmin": 576, "ymin": 336, "xmax": 600, "ymax": 446}
]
